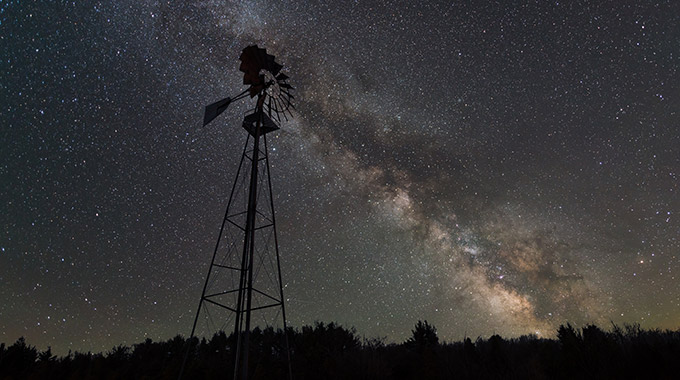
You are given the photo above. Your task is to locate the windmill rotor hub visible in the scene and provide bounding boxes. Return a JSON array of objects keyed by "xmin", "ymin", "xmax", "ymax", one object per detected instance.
[{"xmin": 262, "ymin": 70, "xmax": 281, "ymax": 97}]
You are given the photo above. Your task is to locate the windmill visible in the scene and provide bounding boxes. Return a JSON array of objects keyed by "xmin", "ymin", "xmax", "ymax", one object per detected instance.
[{"xmin": 180, "ymin": 45, "xmax": 294, "ymax": 380}]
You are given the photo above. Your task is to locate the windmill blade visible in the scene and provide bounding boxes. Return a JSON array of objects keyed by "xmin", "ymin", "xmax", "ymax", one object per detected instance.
[
  {"xmin": 281, "ymin": 89, "xmax": 295, "ymax": 99},
  {"xmin": 203, "ymin": 97, "xmax": 232, "ymax": 126},
  {"xmin": 271, "ymin": 97, "xmax": 281, "ymax": 123},
  {"xmin": 271, "ymin": 97, "xmax": 284, "ymax": 122},
  {"xmin": 278, "ymin": 98, "xmax": 289, "ymax": 122},
  {"xmin": 270, "ymin": 97, "xmax": 282, "ymax": 123},
  {"xmin": 265, "ymin": 54, "xmax": 283, "ymax": 75},
  {"xmin": 280, "ymin": 94, "xmax": 293, "ymax": 111},
  {"xmin": 284, "ymin": 97, "xmax": 295, "ymax": 119},
  {"xmin": 275, "ymin": 73, "xmax": 289, "ymax": 81}
]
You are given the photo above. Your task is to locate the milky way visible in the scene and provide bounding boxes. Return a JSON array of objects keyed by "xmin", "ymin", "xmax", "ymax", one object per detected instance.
[{"xmin": 1, "ymin": 1, "xmax": 679, "ymax": 354}]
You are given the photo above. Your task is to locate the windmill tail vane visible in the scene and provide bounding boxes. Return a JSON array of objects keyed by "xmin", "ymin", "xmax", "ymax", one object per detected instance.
[{"xmin": 202, "ymin": 89, "xmax": 248, "ymax": 127}]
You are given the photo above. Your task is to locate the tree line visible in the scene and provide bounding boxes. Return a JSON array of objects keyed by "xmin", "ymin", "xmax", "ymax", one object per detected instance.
[{"xmin": 2, "ymin": 321, "xmax": 679, "ymax": 379}]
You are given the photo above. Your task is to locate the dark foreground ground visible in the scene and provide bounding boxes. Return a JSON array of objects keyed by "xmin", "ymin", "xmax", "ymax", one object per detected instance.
[{"xmin": 2, "ymin": 321, "xmax": 679, "ymax": 379}]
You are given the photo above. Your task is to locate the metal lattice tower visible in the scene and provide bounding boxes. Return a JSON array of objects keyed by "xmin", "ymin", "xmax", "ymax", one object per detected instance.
[{"xmin": 180, "ymin": 45, "xmax": 295, "ymax": 380}]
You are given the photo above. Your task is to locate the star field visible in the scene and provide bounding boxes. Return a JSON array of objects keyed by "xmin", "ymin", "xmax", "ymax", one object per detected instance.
[{"xmin": 1, "ymin": 1, "xmax": 679, "ymax": 354}]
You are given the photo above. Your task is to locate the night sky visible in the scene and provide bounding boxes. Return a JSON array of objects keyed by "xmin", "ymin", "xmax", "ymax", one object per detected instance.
[{"xmin": 2, "ymin": 1, "xmax": 679, "ymax": 354}]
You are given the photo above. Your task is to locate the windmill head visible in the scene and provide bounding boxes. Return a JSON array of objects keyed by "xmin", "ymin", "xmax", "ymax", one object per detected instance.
[{"xmin": 203, "ymin": 45, "xmax": 293, "ymax": 128}]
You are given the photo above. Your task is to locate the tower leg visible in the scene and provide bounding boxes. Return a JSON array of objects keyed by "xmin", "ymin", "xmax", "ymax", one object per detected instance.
[
  {"xmin": 179, "ymin": 135, "xmax": 251, "ymax": 380},
  {"xmin": 264, "ymin": 135, "xmax": 294, "ymax": 380}
]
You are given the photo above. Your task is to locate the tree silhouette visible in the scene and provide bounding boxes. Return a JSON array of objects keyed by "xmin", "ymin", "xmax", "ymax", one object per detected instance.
[
  {"xmin": 2, "ymin": 323, "xmax": 680, "ymax": 379},
  {"xmin": 405, "ymin": 320, "xmax": 439, "ymax": 348}
]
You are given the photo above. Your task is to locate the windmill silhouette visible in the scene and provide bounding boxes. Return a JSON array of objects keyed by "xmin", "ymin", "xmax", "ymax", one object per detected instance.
[{"xmin": 180, "ymin": 45, "xmax": 294, "ymax": 380}]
